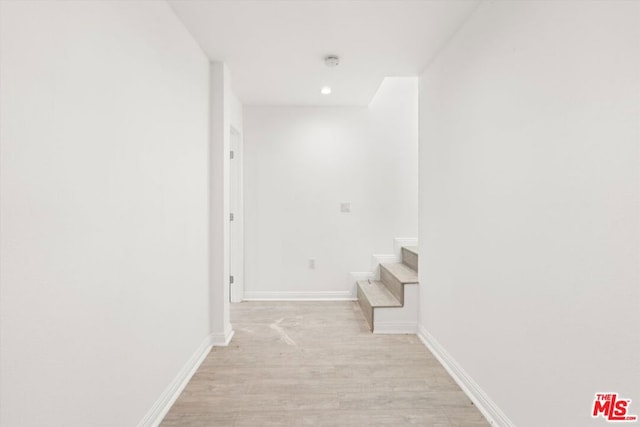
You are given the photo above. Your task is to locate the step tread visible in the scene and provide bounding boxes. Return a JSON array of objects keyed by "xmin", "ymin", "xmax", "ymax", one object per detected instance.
[
  {"xmin": 357, "ymin": 280, "xmax": 402, "ymax": 307},
  {"xmin": 402, "ymin": 246, "xmax": 418, "ymax": 256},
  {"xmin": 380, "ymin": 262, "xmax": 418, "ymax": 284}
]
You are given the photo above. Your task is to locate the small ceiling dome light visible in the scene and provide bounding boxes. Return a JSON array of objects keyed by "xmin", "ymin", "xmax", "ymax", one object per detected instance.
[
  {"xmin": 324, "ymin": 55, "xmax": 340, "ymax": 67},
  {"xmin": 321, "ymin": 86, "xmax": 332, "ymax": 95}
]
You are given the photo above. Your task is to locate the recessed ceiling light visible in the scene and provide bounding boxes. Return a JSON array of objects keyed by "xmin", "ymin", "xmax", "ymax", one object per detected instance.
[{"xmin": 321, "ymin": 86, "xmax": 332, "ymax": 95}]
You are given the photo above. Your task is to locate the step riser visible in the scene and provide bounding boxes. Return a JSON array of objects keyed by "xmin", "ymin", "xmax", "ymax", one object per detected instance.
[
  {"xmin": 374, "ymin": 284, "xmax": 419, "ymax": 334},
  {"xmin": 357, "ymin": 285, "xmax": 374, "ymax": 331},
  {"xmin": 380, "ymin": 266, "xmax": 404, "ymax": 305},
  {"xmin": 401, "ymin": 247, "xmax": 418, "ymax": 272}
]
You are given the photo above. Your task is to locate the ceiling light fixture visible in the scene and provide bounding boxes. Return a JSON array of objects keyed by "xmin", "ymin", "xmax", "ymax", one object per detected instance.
[
  {"xmin": 324, "ymin": 55, "xmax": 340, "ymax": 67},
  {"xmin": 321, "ymin": 86, "xmax": 332, "ymax": 95}
]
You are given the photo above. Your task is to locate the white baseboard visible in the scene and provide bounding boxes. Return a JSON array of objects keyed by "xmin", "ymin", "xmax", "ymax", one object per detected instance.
[
  {"xmin": 417, "ymin": 325, "xmax": 514, "ymax": 427},
  {"xmin": 373, "ymin": 321, "xmax": 417, "ymax": 334},
  {"xmin": 137, "ymin": 334, "xmax": 213, "ymax": 427},
  {"xmin": 210, "ymin": 328, "xmax": 235, "ymax": 346},
  {"xmin": 243, "ymin": 290, "xmax": 356, "ymax": 301}
]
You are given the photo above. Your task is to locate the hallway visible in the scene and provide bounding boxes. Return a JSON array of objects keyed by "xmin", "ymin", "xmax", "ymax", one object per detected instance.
[
  {"xmin": 161, "ymin": 302, "xmax": 488, "ymax": 426},
  {"xmin": 2, "ymin": 2, "xmax": 638, "ymax": 425}
]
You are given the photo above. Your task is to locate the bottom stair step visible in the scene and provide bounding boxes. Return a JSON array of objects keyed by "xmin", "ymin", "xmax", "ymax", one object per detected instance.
[
  {"xmin": 357, "ymin": 280, "xmax": 401, "ymax": 331},
  {"xmin": 357, "ymin": 280, "xmax": 402, "ymax": 307}
]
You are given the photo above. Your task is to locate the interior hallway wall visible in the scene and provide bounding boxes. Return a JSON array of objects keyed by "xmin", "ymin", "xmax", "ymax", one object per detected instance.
[
  {"xmin": 243, "ymin": 77, "xmax": 418, "ymax": 299},
  {"xmin": 0, "ymin": 1, "xmax": 210, "ymax": 425},
  {"xmin": 418, "ymin": 1, "xmax": 640, "ymax": 426}
]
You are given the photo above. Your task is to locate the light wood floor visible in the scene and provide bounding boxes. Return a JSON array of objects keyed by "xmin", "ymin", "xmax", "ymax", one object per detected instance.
[{"xmin": 161, "ymin": 301, "xmax": 489, "ymax": 426}]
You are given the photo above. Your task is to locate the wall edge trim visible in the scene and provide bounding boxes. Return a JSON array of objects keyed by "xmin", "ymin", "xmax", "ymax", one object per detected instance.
[
  {"xmin": 417, "ymin": 324, "xmax": 515, "ymax": 427},
  {"xmin": 137, "ymin": 333, "xmax": 214, "ymax": 427}
]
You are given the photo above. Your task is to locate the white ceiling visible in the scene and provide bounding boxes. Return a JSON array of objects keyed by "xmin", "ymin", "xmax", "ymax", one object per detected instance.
[{"xmin": 168, "ymin": 0, "xmax": 479, "ymax": 106}]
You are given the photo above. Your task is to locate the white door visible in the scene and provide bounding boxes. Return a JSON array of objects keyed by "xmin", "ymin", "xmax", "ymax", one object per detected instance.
[{"xmin": 229, "ymin": 128, "xmax": 243, "ymax": 302}]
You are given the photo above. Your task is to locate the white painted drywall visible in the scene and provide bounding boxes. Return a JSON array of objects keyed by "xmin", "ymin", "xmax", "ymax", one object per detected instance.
[
  {"xmin": 0, "ymin": 2, "xmax": 210, "ymax": 426},
  {"xmin": 418, "ymin": 1, "xmax": 640, "ymax": 426},
  {"xmin": 243, "ymin": 77, "xmax": 418, "ymax": 299}
]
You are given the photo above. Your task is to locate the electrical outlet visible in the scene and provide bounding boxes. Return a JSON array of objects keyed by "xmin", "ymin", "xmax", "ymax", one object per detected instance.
[
  {"xmin": 340, "ymin": 202, "xmax": 351, "ymax": 213},
  {"xmin": 308, "ymin": 258, "xmax": 316, "ymax": 269}
]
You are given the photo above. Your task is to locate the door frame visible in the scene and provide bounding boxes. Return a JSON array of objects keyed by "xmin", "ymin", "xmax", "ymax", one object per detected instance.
[{"xmin": 229, "ymin": 126, "xmax": 244, "ymax": 302}]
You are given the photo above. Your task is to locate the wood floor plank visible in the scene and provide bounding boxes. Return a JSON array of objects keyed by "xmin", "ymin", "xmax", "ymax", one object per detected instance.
[{"xmin": 160, "ymin": 301, "xmax": 488, "ymax": 427}]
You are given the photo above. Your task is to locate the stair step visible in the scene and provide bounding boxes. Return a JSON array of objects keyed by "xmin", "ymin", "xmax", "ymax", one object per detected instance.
[
  {"xmin": 380, "ymin": 262, "xmax": 418, "ymax": 284},
  {"xmin": 403, "ymin": 246, "xmax": 418, "ymax": 256},
  {"xmin": 357, "ymin": 280, "xmax": 402, "ymax": 307},
  {"xmin": 401, "ymin": 246, "xmax": 418, "ymax": 272},
  {"xmin": 355, "ymin": 241, "xmax": 419, "ymax": 334},
  {"xmin": 379, "ymin": 262, "xmax": 418, "ymax": 305},
  {"xmin": 357, "ymin": 280, "xmax": 402, "ymax": 331}
]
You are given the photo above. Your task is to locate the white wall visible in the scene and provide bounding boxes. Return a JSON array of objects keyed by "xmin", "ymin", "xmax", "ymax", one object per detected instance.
[
  {"xmin": 418, "ymin": 1, "xmax": 639, "ymax": 426},
  {"xmin": 243, "ymin": 78, "xmax": 418, "ymax": 299},
  {"xmin": 0, "ymin": 2, "xmax": 210, "ymax": 426}
]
